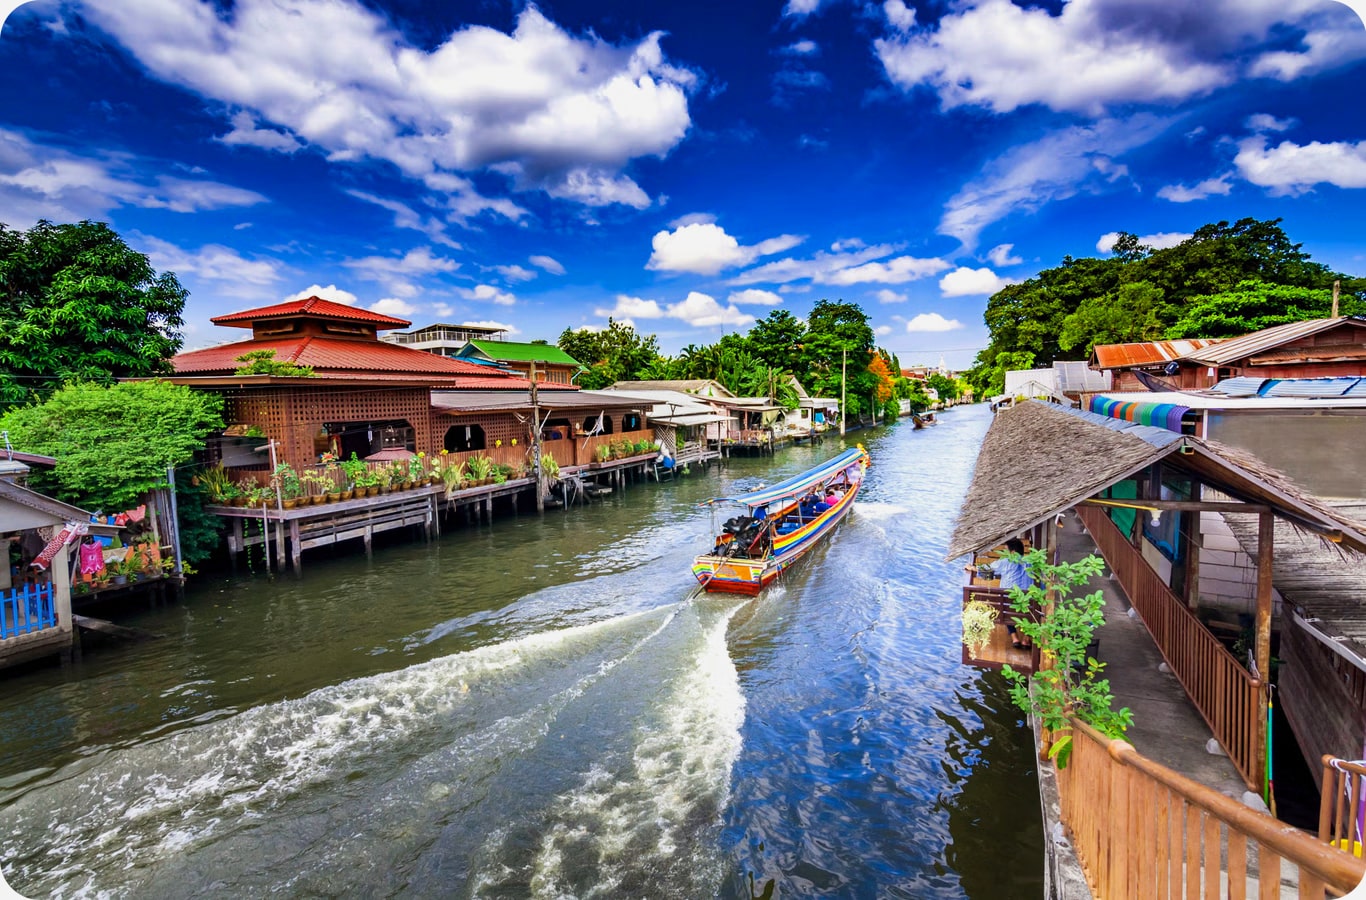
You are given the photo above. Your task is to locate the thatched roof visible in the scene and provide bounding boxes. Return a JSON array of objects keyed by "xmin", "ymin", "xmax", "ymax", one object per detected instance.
[{"xmin": 947, "ymin": 401, "xmax": 1366, "ymax": 560}]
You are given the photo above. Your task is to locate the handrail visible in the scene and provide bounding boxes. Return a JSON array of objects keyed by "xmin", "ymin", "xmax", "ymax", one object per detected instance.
[
  {"xmin": 1062, "ymin": 719, "xmax": 1366, "ymax": 896},
  {"xmin": 1320, "ymin": 756, "xmax": 1366, "ymax": 854},
  {"xmin": 1076, "ymin": 504, "xmax": 1264, "ymax": 789}
]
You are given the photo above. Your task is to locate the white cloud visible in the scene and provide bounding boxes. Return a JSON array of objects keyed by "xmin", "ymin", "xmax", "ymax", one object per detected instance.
[
  {"xmin": 780, "ymin": 40, "xmax": 819, "ymax": 56},
  {"xmin": 726, "ymin": 289, "xmax": 783, "ymax": 306},
  {"xmin": 1234, "ymin": 135, "xmax": 1366, "ymax": 195},
  {"xmin": 906, "ymin": 313, "xmax": 964, "ymax": 332},
  {"xmin": 874, "ymin": 0, "xmax": 1366, "ymax": 116},
  {"xmin": 458, "ymin": 284, "xmax": 517, "ymax": 306},
  {"xmin": 647, "ymin": 222, "xmax": 804, "ymax": 275},
  {"xmin": 940, "ymin": 115, "xmax": 1170, "ymax": 249},
  {"xmin": 830, "ymin": 237, "xmax": 866, "ymax": 252},
  {"xmin": 986, "ymin": 243, "xmax": 1023, "ymax": 266},
  {"xmin": 82, "ymin": 3, "xmax": 698, "ymax": 209},
  {"xmin": 1245, "ymin": 113, "xmax": 1296, "ymax": 134},
  {"xmin": 596, "ymin": 294, "xmax": 665, "ymax": 319},
  {"xmin": 1095, "ymin": 231, "xmax": 1193, "ymax": 253},
  {"xmin": 1157, "ymin": 175, "xmax": 1233, "ymax": 202},
  {"xmin": 783, "ymin": 0, "xmax": 822, "ymax": 17},
  {"xmin": 874, "ymin": 289, "xmax": 907, "ymax": 304},
  {"xmin": 884, "ymin": 0, "xmax": 916, "ymax": 31},
  {"xmin": 462, "ymin": 319, "xmax": 520, "ymax": 335},
  {"xmin": 345, "ymin": 246, "xmax": 460, "ymax": 279},
  {"xmin": 217, "ymin": 110, "xmax": 303, "ymax": 153},
  {"xmin": 370, "ymin": 297, "xmax": 416, "ymax": 317},
  {"xmin": 529, "ymin": 254, "xmax": 566, "ymax": 275},
  {"xmin": 823, "ymin": 255, "xmax": 951, "ymax": 286},
  {"xmin": 492, "ymin": 264, "xmax": 537, "ymax": 282},
  {"xmin": 875, "ymin": 324, "xmax": 893, "ymax": 336},
  {"xmin": 284, "ymin": 283, "xmax": 358, "ymax": 305},
  {"xmin": 667, "ymin": 291, "xmax": 754, "ymax": 328},
  {"xmin": 0, "ymin": 127, "xmax": 266, "ymax": 227},
  {"xmin": 137, "ymin": 235, "xmax": 282, "ymax": 298},
  {"xmin": 939, "ymin": 266, "xmax": 1013, "ymax": 297},
  {"xmin": 730, "ymin": 242, "xmax": 900, "ymax": 286}
]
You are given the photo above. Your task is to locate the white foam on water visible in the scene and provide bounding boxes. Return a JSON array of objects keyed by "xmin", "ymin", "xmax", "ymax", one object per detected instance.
[
  {"xmin": 1, "ymin": 605, "xmax": 680, "ymax": 896},
  {"xmin": 850, "ymin": 501, "xmax": 913, "ymax": 522}
]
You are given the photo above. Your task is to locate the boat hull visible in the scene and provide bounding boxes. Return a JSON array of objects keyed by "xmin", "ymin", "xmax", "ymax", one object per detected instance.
[{"xmin": 693, "ymin": 481, "xmax": 862, "ymax": 594}]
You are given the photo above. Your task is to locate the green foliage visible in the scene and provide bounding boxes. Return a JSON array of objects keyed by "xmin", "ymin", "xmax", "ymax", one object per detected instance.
[
  {"xmin": 0, "ymin": 380, "xmax": 223, "ymax": 513},
  {"xmin": 926, "ymin": 372, "xmax": 961, "ymax": 403},
  {"xmin": 968, "ymin": 217, "xmax": 1360, "ymax": 388},
  {"xmin": 0, "ymin": 220, "xmax": 187, "ymax": 412},
  {"xmin": 1001, "ymin": 550, "xmax": 1134, "ymax": 749},
  {"xmin": 557, "ymin": 319, "xmax": 662, "ymax": 389},
  {"xmin": 174, "ymin": 466, "xmax": 225, "ymax": 567},
  {"xmin": 1166, "ymin": 279, "xmax": 1366, "ymax": 338},
  {"xmin": 233, "ymin": 349, "xmax": 316, "ymax": 377}
]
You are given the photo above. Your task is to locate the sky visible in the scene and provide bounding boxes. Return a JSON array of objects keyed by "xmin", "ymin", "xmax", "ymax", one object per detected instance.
[{"xmin": 1, "ymin": 0, "xmax": 1365, "ymax": 371}]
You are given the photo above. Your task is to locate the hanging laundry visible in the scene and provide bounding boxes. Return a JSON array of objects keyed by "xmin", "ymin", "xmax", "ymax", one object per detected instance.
[
  {"xmin": 31, "ymin": 522, "xmax": 88, "ymax": 572},
  {"xmin": 79, "ymin": 540, "xmax": 106, "ymax": 576}
]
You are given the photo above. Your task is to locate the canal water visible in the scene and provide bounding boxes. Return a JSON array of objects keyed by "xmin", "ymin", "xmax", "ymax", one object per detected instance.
[{"xmin": 0, "ymin": 405, "xmax": 1042, "ymax": 898}]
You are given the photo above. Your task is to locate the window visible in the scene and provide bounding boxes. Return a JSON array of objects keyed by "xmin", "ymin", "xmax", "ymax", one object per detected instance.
[
  {"xmin": 583, "ymin": 414, "xmax": 613, "ymax": 435},
  {"xmin": 444, "ymin": 424, "xmax": 486, "ymax": 452},
  {"xmin": 622, "ymin": 413, "xmax": 642, "ymax": 431},
  {"xmin": 800, "ymin": 409, "xmax": 810, "ymax": 419},
  {"xmin": 542, "ymin": 418, "xmax": 570, "ymax": 441}
]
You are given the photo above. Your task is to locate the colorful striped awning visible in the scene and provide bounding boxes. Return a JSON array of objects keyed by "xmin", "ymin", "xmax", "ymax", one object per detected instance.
[{"xmin": 1088, "ymin": 396, "xmax": 1190, "ymax": 433}]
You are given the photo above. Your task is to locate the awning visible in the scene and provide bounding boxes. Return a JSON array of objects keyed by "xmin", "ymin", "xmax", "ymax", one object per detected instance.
[
  {"xmin": 1089, "ymin": 395, "xmax": 1190, "ymax": 433},
  {"xmin": 705, "ymin": 447, "xmax": 867, "ymax": 509},
  {"xmin": 649, "ymin": 412, "xmax": 734, "ymax": 426}
]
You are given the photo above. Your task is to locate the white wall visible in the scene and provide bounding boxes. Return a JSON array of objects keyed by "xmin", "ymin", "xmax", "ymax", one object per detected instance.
[{"xmin": 1195, "ymin": 511, "xmax": 1284, "ymax": 618}]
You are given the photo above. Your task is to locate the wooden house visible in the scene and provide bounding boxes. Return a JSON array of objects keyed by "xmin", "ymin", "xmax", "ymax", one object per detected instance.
[
  {"xmin": 1088, "ymin": 338, "xmax": 1224, "ymax": 392},
  {"xmin": 454, "ymin": 340, "xmax": 586, "ymax": 385}
]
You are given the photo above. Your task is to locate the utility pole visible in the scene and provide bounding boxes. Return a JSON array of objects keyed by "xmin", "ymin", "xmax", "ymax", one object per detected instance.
[
  {"xmin": 530, "ymin": 360, "xmax": 544, "ymax": 514},
  {"xmin": 840, "ymin": 348, "xmax": 847, "ymax": 436}
]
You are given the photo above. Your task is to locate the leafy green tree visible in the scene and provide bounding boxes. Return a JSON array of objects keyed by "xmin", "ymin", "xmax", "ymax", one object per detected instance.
[
  {"xmin": 0, "ymin": 220, "xmax": 187, "ymax": 412},
  {"xmin": 926, "ymin": 372, "xmax": 962, "ymax": 403},
  {"xmin": 747, "ymin": 309, "xmax": 805, "ymax": 372},
  {"xmin": 1058, "ymin": 281, "xmax": 1169, "ymax": 354},
  {"xmin": 803, "ymin": 300, "xmax": 875, "ymax": 420},
  {"xmin": 233, "ymin": 349, "xmax": 316, "ymax": 377},
  {"xmin": 1166, "ymin": 279, "xmax": 1365, "ymax": 338},
  {"xmin": 557, "ymin": 319, "xmax": 662, "ymax": 389},
  {"xmin": 2, "ymin": 379, "xmax": 223, "ymax": 534}
]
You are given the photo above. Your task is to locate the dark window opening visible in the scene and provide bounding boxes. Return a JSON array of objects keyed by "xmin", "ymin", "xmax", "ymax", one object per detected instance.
[
  {"xmin": 445, "ymin": 424, "xmax": 487, "ymax": 452},
  {"xmin": 583, "ymin": 414, "xmax": 613, "ymax": 435},
  {"xmin": 542, "ymin": 418, "xmax": 570, "ymax": 441},
  {"xmin": 622, "ymin": 413, "xmax": 642, "ymax": 431}
]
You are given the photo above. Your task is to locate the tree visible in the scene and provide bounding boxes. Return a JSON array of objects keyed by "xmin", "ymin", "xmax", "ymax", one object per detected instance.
[
  {"xmin": 1, "ymin": 379, "xmax": 223, "ymax": 514},
  {"xmin": 1166, "ymin": 279, "xmax": 1365, "ymax": 338},
  {"xmin": 803, "ymin": 300, "xmax": 876, "ymax": 419},
  {"xmin": 233, "ymin": 349, "xmax": 316, "ymax": 377},
  {"xmin": 747, "ymin": 309, "xmax": 805, "ymax": 373},
  {"xmin": 1058, "ymin": 281, "xmax": 1169, "ymax": 354},
  {"xmin": 557, "ymin": 319, "xmax": 662, "ymax": 389},
  {"xmin": 0, "ymin": 220, "xmax": 187, "ymax": 412},
  {"xmin": 926, "ymin": 372, "xmax": 961, "ymax": 403}
]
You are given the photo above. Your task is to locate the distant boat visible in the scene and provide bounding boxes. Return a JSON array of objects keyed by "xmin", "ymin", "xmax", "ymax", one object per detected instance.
[
  {"xmin": 912, "ymin": 412, "xmax": 938, "ymax": 428},
  {"xmin": 692, "ymin": 446, "xmax": 870, "ymax": 595}
]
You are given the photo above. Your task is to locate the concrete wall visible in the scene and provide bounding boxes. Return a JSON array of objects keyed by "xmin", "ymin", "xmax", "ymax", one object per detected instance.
[
  {"xmin": 1194, "ymin": 511, "xmax": 1284, "ymax": 618},
  {"xmin": 1206, "ymin": 410, "xmax": 1366, "ymax": 501}
]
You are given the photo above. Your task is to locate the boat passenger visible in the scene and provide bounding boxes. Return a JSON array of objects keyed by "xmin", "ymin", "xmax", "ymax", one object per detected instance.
[{"xmin": 823, "ymin": 489, "xmax": 839, "ymax": 506}]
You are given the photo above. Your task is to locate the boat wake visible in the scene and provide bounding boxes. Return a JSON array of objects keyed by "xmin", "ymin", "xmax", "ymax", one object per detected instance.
[{"xmin": 0, "ymin": 595, "xmax": 747, "ymax": 898}]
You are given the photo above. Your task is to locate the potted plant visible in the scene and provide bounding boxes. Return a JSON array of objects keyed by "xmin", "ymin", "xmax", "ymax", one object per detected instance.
[
  {"xmin": 466, "ymin": 455, "xmax": 492, "ymax": 485},
  {"xmin": 593, "ymin": 444, "xmax": 611, "ymax": 465},
  {"xmin": 441, "ymin": 460, "xmax": 466, "ymax": 497},
  {"xmin": 539, "ymin": 453, "xmax": 560, "ymax": 481}
]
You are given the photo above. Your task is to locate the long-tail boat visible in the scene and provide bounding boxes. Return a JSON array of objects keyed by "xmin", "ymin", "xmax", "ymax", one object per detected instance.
[{"xmin": 692, "ymin": 445, "xmax": 870, "ymax": 594}]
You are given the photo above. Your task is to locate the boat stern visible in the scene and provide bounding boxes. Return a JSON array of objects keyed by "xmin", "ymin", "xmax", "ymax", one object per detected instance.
[{"xmin": 692, "ymin": 555, "xmax": 765, "ymax": 595}]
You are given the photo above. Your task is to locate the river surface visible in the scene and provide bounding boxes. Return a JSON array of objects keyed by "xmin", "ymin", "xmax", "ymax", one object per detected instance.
[{"xmin": 0, "ymin": 405, "xmax": 1042, "ymax": 899}]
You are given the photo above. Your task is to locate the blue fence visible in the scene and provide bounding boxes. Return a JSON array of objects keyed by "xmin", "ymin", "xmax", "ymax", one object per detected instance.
[{"xmin": 1, "ymin": 583, "xmax": 56, "ymax": 639}]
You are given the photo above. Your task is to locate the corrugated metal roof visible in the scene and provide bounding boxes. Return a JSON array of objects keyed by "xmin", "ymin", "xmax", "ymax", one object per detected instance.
[
  {"xmin": 1209, "ymin": 376, "xmax": 1269, "ymax": 397},
  {"xmin": 211, "ymin": 296, "xmax": 410, "ymax": 328},
  {"xmin": 1091, "ymin": 338, "xmax": 1222, "ymax": 369},
  {"xmin": 1054, "ymin": 360, "xmax": 1112, "ymax": 393},
  {"xmin": 1179, "ymin": 317, "xmax": 1366, "ymax": 366},
  {"xmin": 1263, "ymin": 377, "xmax": 1364, "ymax": 398}
]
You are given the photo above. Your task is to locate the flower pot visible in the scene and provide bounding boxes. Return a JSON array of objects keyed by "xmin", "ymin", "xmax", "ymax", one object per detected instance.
[
  {"xmin": 326, "ymin": 492, "xmax": 341, "ymax": 503},
  {"xmin": 402, "ymin": 480, "xmax": 413, "ymax": 491},
  {"xmin": 368, "ymin": 486, "xmax": 380, "ymax": 497},
  {"xmin": 283, "ymin": 498, "xmax": 300, "ymax": 509},
  {"xmin": 340, "ymin": 490, "xmax": 354, "ymax": 501},
  {"xmin": 112, "ymin": 575, "xmax": 128, "ymax": 586},
  {"xmin": 430, "ymin": 475, "xmax": 441, "ymax": 486},
  {"xmin": 310, "ymin": 494, "xmax": 326, "ymax": 505}
]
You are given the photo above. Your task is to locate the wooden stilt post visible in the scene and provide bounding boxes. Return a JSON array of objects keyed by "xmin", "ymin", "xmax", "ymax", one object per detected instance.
[
  {"xmin": 363, "ymin": 523, "xmax": 373, "ymax": 557},
  {"xmin": 230, "ymin": 517, "xmax": 243, "ymax": 569},
  {"xmin": 289, "ymin": 519, "xmax": 302, "ymax": 574},
  {"xmin": 274, "ymin": 517, "xmax": 286, "ymax": 570},
  {"xmin": 1254, "ymin": 510, "xmax": 1274, "ymax": 797},
  {"xmin": 1182, "ymin": 510, "xmax": 1201, "ymax": 609}
]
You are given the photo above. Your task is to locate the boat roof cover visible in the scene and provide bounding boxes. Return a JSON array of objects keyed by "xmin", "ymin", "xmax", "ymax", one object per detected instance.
[{"xmin": 705, "ymin": 446, "xmax": 866, "ymax": 508}]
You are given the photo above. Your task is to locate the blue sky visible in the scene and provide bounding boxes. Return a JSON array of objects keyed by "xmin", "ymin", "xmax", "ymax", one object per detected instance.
[{"xmin": 1, "ymin": 0, "xmax": 1364, "ymax": 370}]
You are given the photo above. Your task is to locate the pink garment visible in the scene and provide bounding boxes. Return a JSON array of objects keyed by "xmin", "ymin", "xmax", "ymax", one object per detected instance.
[
  {"xmin": 824, "ymin": 492, "xmax": 839, "ymax": 505},
  {"xmin": 79, "ymin": 542, "xmax": 106, "ymax": 576}
]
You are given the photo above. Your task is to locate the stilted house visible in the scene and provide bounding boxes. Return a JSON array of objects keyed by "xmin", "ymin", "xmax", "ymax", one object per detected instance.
[{"xmin": 598, "ymin": 388, "xmax": 731, "ymax": 467}]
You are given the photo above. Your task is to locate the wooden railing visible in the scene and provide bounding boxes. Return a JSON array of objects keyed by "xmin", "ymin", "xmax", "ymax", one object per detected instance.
[
  {"xmin": 1320, "ymin": 757, "xmax": 1366, "ymax": 857},
  {"xmin": 1, "ymin": 583, "xmax": 55, "ymax": 638},
  {"xmin": 1077, "ymin": 504, "xmax": 1264, "ymax": 789},
  {"xmin": 1060, "ymin": 720, "xmax": 1365, "ymax": 898}
]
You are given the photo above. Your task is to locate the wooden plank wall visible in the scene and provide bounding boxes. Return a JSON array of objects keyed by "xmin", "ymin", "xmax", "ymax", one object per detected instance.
[{"xmin": 1281, "ymin": 618, "xmax": 1366, "ymax": 791}]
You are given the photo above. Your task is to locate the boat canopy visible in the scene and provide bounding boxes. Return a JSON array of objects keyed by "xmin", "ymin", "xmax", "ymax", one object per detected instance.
[{"xmin": 704, "ymin": 446, "xmax": 866, "ymax": 509}]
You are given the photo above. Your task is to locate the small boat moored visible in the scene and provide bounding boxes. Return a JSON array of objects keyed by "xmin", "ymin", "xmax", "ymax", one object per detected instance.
[{"xmin": 692, "ymin": 446, "xmax": 870, "ymax": 594}]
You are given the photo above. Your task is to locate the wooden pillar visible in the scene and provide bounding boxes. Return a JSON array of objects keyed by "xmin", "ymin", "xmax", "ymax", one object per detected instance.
[
  {"xmin": 1182, "ymin": 511, "xmax": 1201, "ymax": 609},
  {"xmin": 1254, "ymin": 512, "xmax": 1274, "ymax": 680},
  {"xmin": 289, "ymin": 519, "xmax": 302, "ymax": 574},
  {"xmin": 430, "ymin": 495, "xmax": 441, "ymax": 537},
  {"xmin": 363, "ymin": 524, "xmax": 373, "ymax": 558},
  {"xmin": 485, "ymin": 495, "xmax": 493, "ymax": 522},
  {"xmin": 274, "ymin": 517, "xmax": 286, "ymax": 571},
  {"xmin": 229, "ymin": 517, "xmax": 243, "ymax": 568}
]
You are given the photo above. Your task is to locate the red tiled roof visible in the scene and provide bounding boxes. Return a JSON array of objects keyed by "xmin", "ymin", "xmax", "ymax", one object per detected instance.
[
  {"xmin": 173, "ymin": 336, "xmax": 515, "ymax": 378},
  {"xmin": 211, "ymin": 296, "xmax": 411, "ymax": 328}
]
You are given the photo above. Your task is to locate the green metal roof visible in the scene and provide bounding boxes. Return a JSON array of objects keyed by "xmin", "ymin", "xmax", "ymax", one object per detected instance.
[{"xmin": 460, "ymin": 340, "xmax": 585, "ymax": 369}]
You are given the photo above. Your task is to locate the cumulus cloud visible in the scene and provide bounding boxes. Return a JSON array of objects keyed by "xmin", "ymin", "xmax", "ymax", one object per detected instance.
[
  {"xmin": 1095, "ymin": 231, "xmax": 1192, "ymax": 253},
  {"xmin": 779, "ymin": 40, "xmax": 819, "ymax": 56},
  {"xmin": 782, "ymin": 0, "xmax": 823, "ymax": 17},
  {"xmin": 874, "ymin": 289, "xmax": 907, "ymax": 304},
  {"xmin": 940, "ymin": 115, "xmax": 1170, "ymax": 249},
  {"xmin": 595, "ymin": 291, "xmax": 753, "ymax": 328},
  {"xmin": 81, "ymin": 2, "xmax": 698, "ymax": 209},
  {"xmin": 283, "ymin": 283, "xmax": 358, "ymax": 305},
  {"xmin": 217, "ymin": 110, "xmax": 303, "ymax": 153},
  {"xmin": 596, "ymin": 294, "xmax": 665, "ymax": 319},
  {"xmin": 345, "ymin": 246, "xmax": 460, "ymax": 280},
  {"xmin": 462, "ymin": 319, "xmax": 520, "ymax": 335},
  {"xmin": 0, "ymin": 127, "xmax": 266, "ymax": 227},
  {"xmin": 371, "ymin": 297, "xmax": 417, "ymax": 317},
  {"xmin": 986, "ymin": 243, "xmax": 1023, "ymax": 266},
  {"xmin": 906, "ymin": 313, "xmax": 964, "ymax": 332},
  {"xmin": 939, "ymin": 266, "xmax": 1014, "ymax": 297},
  {"xmin": 1245, "ymin": 113, "xmax": 1296, "ymax": 133},
  {"xmin": 875, "ymin": 324, "xmax": 893, "ymax": 336},
  {"xmin": 458, "ymin": 284, "xmax": 517, "ymax": 306},
  {"xmin": 730, "ymin": 242, "xmax": 900, "ymax": 286},
  {"xmin": 1157, "ymin": 175, "xmax": 1233, "ymax": 202},
  {"xmin": 727, "ymin": 289, "xmax": 783, "ymax": 306},
  {"xmin": 137, "ymin": 235, "xmax": 283, "ymax": 297},
  {"xmin": 1233, "ymin": 135, "xmax": 1366, "ymax": 195},
  {"xmin": 530, "ymin": 254, "xmax": 566, "ymax": 275},
  {"xmin": 492, "ymin": 264, "xmax": 537, "ymax": 282},
  {"xmin": 874, "ymin": 0, "xmax": 1366, "ymax": 115},
  {"xmin": 647, "ymin": 222, "xmax": 804, "ymax": 275},
  {"xmin": 823, "ymin": 255, "xmax": 951, "ymax": 286}
]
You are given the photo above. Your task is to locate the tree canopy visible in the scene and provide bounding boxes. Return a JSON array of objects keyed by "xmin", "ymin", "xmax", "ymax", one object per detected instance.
[
  {"xmin": 557, "ymin": 319, "xmax": 662, "ymax": 389},
  {"xmin": 0, "ymin": 220, "xmax": 187, "ymax": 412},
  {"xmin": 0, "ymin": 380, "xmax": 223, "ymax": 514},
  {"xmin": 965, "ymin": 217, "xmax": 1364, "ymax": 397}
]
